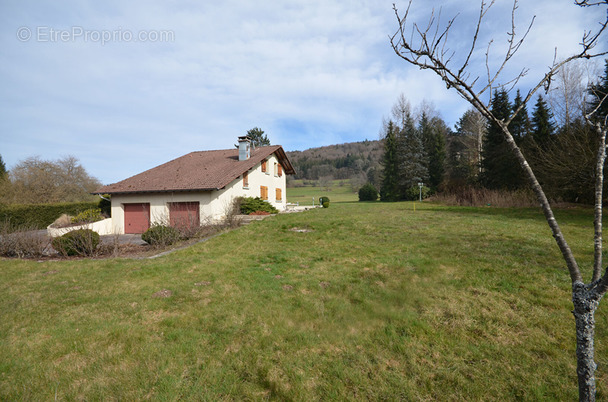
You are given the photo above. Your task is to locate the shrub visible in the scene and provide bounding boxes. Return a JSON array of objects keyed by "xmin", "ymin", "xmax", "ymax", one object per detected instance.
[
  {"xmin": 358, "ymin": 183, "xmax": 379, "ymax": 201},
  {"xmin": 141, "ymin": 225, "xmax": 181, "ymax": 247},
  {"xmin": 405, "ymin": 186, "xmax": 431, "ymax": 201},
  {"xmin": 71, "ymin": 208, "xmax": 104, "ymax": 224},
  {"xmin": 239, "ymin": 197, "xmax": 278, "ymax": 215},
  {"xmin": 0, "ymin": 202, "xmax": 98, "ymax": 229},
  {"xmin": 0, "ymin": 220, "xmax": 50, "ymax": 258},
  {"xmin": 319, "ymin": 196, "xmax": 330, "ymax": 208},
  {"xmin": 52, "ymin": 229, "xmax": 100, "ymax": 256}
]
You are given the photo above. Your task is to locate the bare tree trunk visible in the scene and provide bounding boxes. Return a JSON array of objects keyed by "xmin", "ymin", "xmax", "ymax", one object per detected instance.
[{"xmin": 572, "ymin": 283, "xmax": 603, "ymax": 401}]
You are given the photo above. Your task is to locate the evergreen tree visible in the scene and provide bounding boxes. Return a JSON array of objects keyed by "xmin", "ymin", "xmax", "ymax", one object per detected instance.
[
  {"xmin": 588, "ymin": 59, "xmax": 608, "ymax": 123},
  {"xmin": 530, "ymin": 94, "xmax": 555, "ymax": 149},
  {"xmin": 0, "ymin": 154, "xmax": 7, "ymax": 181},
  {"xmin": 480, "ymin": 89, "xmax": 525, "ymax": 190},
  {"xmin": 246, "ymin": 127, "xmax": 271, "ymax": 147},
  {"xmin": 424, "ymin": 116, "xmax": 447, "ymax": 191},
  {"xmin": 397, "ymin": 112, "xmax": 428, "ymax": 198},
  {"xmin": 380, "ymin": 120, "xmax": 400, "ymax": 201},
  {"xmin": 510, "ymin": 89, "xmax": 531, "ymax": 143}
]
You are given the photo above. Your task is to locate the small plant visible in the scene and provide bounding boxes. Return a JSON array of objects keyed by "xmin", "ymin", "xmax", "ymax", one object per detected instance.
[
  {"xmin": 405, "ymin": 186, "xmax": 431, "ymax": 201},
  {"xmin": 52, "ymin": 229, "xmax": 100, "ymax": 256},
  {"xmin": 358, "ymin": 183, "xmax": 379, "ymax": 201},
  {"xmin": 319, "ymin": 196, "xmax": 330, "ymax": 208},
  {"xmin": 141, "ymin": 224, "xmax": 181, "ymax": 247},
  {"xmin": 71, "ymin": 208, "xmax": 104, "ymax": 224},
  {"xmin": 239, "ymin": 197, "xmax": 278, "ymax": 215}
]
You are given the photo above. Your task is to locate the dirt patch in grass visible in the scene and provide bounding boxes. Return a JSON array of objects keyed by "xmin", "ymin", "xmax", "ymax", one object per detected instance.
[
  {"xmin": 289, "ymin": 227, "xmax": 314, "ymax": 233},
  {"xmin": 152, "ymin": 289, "xmax": 173, "ymax": 298}
]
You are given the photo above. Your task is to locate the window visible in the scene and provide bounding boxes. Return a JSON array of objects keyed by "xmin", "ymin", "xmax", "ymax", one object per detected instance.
[
  {"xmin": 243, "ymin": 171, "xmax": 249, "ymax": 188},
  {"xmin": 274, "ymin": 162, "xmax": 278, "ymax": 177},
  {"xmin": 260, "ymin": 185, "xmax": 268, "ymax": 200},
  {"xmin": 278, "ymin": 164, "xmax": 283, "ymax": 177},
  {"xmin": 261, "ymin": 160, "xmax": 267, "ymax": 173},
  {"xmin": 276, "ymin": 188, "xmax": 282, "ymax": 201}
]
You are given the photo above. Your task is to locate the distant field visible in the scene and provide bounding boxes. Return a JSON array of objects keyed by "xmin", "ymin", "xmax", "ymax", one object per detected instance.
[
  {"xmin": 287, "ymin": 180, "xmax": 359, "ymax": 205},
  {"xmin": 1, "ymin": 202, "xmax": 605, "ymax": 400}
]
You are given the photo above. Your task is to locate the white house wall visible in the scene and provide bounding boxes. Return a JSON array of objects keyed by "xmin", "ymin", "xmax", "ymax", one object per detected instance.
[{"xmin": 109, "ymin": 152, "xmax": 287, "ymax": 234}]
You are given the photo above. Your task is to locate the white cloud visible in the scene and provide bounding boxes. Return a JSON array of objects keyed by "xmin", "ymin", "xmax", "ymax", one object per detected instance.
[{"xmin": 0, "ymin": 0, "xmax": 605, "ymax": 184}]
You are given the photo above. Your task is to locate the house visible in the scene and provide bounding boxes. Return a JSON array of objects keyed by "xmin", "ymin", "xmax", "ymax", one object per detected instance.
[{"xmin": 93, "ymin": 136, "xmax": 295, "ymax": 234}]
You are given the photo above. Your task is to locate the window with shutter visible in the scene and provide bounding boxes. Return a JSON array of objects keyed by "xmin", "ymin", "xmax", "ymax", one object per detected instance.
[
  {"xmin": 276, "ymin": 188, "xmax": 282, "ymax": 201},
  {"xmin": 243, "ymin": 171, "xmax": 249, "ymax": 188},
  {"xmin": 278, "ymin": 164, "xmax": 283, "ymax": 177},
  {"xmin": 260, "ymin": 185, "xmax": 268, "ymax": 200},
  {"xmin": 261, "ymin": 160, "xmax": 267, "ymax": 173}
]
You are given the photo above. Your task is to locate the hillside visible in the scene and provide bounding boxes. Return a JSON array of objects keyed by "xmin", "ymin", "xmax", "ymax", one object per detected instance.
[{"xmin": 286, "ymin": 140, "xmax": 383, "ymax": 185}]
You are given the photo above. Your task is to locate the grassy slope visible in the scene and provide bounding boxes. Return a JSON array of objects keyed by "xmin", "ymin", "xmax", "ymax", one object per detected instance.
[{"xmin": 1, "ymin": 202, "xmax": 607, "ymax": 400}]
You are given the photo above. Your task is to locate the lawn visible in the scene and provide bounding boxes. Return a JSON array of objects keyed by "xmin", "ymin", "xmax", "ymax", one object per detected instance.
[
  {"xmin": 1, "ymin": 202, "xmax": 607, "ymax": 400},
  {"xmin": 287, "ymin": 180, "xmax": 358, "ymax": 205}
]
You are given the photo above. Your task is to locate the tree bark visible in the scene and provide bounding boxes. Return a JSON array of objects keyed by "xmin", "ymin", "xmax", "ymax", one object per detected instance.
[{"xmin": 572, "ymin": 282, "xmax": 603, "ymax": 401}]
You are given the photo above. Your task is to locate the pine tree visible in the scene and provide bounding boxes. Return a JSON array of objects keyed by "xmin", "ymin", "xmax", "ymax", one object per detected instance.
[
  {"xmin": 423, "ymin": 116, "xmax": 447, "ymax": 191},
  {"xmin": 246, "ymin": 127, "xmax": 271, "ymax": 147},
  {"xmin": 510, "ymin": 89, "xmax": 531, "ymax": 143},
  {"xmin": 480, "ymin": 89, "xmax": 525, "ymax": 190},
  {"xmin": 588, "ymin": 59, "xmax": 608, "ymax": 123},
  {"xmin": 380, "ymin": 120, "xmax": 400, "ymax": 201},
  {"xmin": 397, "ymin": 113, "xmax": 428, "ymax": 198},
  {"xmin": 530, "ymin": 94, "xmax": 555, "ymax": 149},
  {"xmin": 0, "ymin": 154, "xmax": 7, "ymax": 181}
]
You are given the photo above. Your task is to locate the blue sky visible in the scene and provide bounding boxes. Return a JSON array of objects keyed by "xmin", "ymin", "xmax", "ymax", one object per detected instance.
[{"xmin": 1, "ymin": 0, "xmax": 606, "ymax": 184}]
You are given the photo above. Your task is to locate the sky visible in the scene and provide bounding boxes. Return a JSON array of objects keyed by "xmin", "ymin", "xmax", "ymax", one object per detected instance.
[{"xmin": 1, "ymin": 0, "xmax": 606, "ymax": 185}]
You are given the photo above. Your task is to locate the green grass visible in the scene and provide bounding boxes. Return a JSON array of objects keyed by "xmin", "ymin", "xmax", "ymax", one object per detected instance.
[
  {"xmin": 1, "ymin": 202, "xmax": 607, "ymax": 400},
  {"xmin": 287, "ymin": 180, "xmax": 358, "ymax": 205}
]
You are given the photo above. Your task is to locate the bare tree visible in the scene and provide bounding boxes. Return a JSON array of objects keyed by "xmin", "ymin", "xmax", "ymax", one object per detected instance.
[
  {"xmin": 6, "ymin": 155, "xmax": 101, "ymax": 204},
  {"xmin": 548, "ymin": 60, "xmax": 588, "ymax": 128},
  {"xmin": 390, "ymin": 0, "xmax": 608, "ymax": 400}
]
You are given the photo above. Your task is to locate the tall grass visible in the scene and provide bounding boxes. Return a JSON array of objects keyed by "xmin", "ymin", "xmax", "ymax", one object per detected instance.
[
  {"xmin": 0, "ymin": 202, "xmax": 605, "ymax": 400},
  {"xmin": 431, "ymin": 187, "xmax": 539, "ymax": 207}
]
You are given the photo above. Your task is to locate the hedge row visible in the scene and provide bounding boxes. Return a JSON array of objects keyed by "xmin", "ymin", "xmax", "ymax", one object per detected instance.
[{"xmin": 0, "ymin": 202, "xmax": 99, "ymax": 229}]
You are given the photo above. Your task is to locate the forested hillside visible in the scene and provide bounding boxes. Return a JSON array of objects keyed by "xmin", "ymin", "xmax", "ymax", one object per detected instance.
[{"xmin": 286, "ymin": 140, "xmax": 383, "ymax": 186}]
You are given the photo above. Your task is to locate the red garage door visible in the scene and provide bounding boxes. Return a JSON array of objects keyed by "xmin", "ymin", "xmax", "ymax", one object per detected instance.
[
  {"xmin": 124, "ymin": 203, "xmax": 150, "ymax": 234},
  {"xmin": 169, "ymin": 202, "xmax": 200, "ymax": 231}
]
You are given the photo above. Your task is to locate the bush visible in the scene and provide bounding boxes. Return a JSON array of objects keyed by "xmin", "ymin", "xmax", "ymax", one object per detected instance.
[
  {"xmin": 141, "ymin": 225, "xmax": 181, "ymax": 247},
  {"xmin": 405, "ymin": 186, "xmax": 431, "ymax": 201},
  {"xmin": 0, "ymin": 220, "xmax": 50, "ymax": 258},
  {"xmin": 239, "ymin": 197, "xmax": 278, "ymax": 215},
  {"xmin": 71, "ymin": 208, "xmax": 104, "ymax": 224},
  {"xmin": 358, "ymin": 183, "xmax": 378, "ymax": 201},
  {"xmin": 319, "ymin": 196, "xmax": 330, "ymax": 208},
  {"xmin": 52, "ymin": 229, "xmax": 100, "ymax": 256}
]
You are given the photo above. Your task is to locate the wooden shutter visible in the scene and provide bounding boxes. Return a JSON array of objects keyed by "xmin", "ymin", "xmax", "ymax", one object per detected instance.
[
  {"xmin": 276, "ymin": 188, "xmax": 282, "ymax": 201},
  {"xmin": 260, "ymin": 185, "xmax": 268, "ymax": 200},
  {"xmin": 278, "ymin": 164, "xmax": 283, "ymax": 177},
  {"xmin": 261, "ymin": 160, "xmax": 267, "ymax": 173}
]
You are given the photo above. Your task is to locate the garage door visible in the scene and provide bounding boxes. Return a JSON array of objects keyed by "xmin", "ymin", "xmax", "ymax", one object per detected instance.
[
  {"xmin": 169, "ymin": 202, "xmax": 200, "ymax": 231},
  {"xmin": 124, "ymin": 203, "xmax": 150, "ymax": 234}
]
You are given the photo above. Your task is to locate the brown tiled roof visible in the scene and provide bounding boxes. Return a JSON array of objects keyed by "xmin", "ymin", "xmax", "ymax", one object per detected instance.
[{"xmin": 94, "ymin": 145, "xmax": 295, "ymax": 194}]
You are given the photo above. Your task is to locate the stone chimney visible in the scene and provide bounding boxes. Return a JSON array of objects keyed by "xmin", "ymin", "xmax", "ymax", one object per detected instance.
[{"xmin": 238, "ymin": 136, "xmax": 251, "ymax": 161}]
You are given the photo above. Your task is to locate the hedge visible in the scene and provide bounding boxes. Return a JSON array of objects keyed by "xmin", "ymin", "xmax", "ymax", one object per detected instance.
[{"xmin": 0, "ymin": 202, "xmax": 99, "ymax": 229}]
